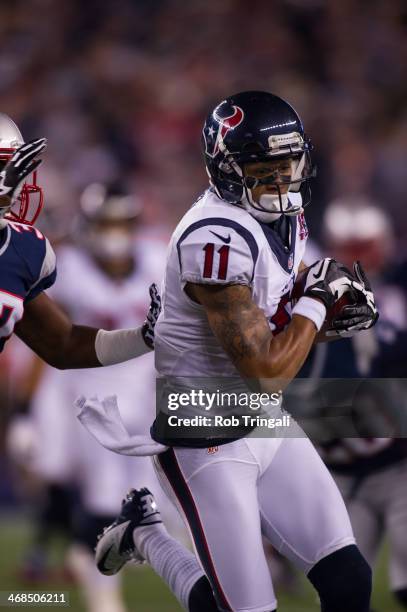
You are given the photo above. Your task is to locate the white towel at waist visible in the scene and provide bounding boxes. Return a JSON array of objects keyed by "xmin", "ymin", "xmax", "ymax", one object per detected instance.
[{"xmin": 75, "ymin": 394, "xmax": 168, "ymax": 457}]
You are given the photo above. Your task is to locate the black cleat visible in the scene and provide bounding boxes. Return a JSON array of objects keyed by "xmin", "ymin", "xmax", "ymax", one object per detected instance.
[{"xmin": 95, "ymin": 487, "xmax": 162, "ymax": 575}]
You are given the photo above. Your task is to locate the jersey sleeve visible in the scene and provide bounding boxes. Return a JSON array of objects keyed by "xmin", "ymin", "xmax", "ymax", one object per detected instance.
[
  {"xmin": 177, "ymin": 220, "xmax": 258, "ymax": 286},
  {"xmin": 25, "ymin": 238, "xmax": 57, "ymax": 302}
]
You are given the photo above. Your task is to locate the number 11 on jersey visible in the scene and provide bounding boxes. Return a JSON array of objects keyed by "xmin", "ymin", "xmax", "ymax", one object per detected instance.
[{"xmin": 203, "ymin": 243, "xmax": 230, "ymax": 280}]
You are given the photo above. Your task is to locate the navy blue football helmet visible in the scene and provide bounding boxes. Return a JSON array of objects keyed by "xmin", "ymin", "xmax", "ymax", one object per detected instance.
[{"xmin": 202, "ymin": 91, "xmax": 316, "ymax": 219}]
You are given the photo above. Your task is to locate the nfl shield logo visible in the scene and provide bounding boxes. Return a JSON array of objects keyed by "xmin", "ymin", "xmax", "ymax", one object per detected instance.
[
  {"xmin": 207, "ymin": 446, "xmax": 219, "ymax": 455},
  {"xmin": 288, "ymin": 253, "xmax": 294, "ymax": 270}
]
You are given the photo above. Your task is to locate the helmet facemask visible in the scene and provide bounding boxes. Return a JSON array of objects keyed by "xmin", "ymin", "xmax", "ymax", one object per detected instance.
[
  {"xmin": 212, "ymin": 132, "xmax": 315, "ymax": 223},
  {"xmin": 0, "ymin": 148, "xmax": 44, "ymax": 226}
]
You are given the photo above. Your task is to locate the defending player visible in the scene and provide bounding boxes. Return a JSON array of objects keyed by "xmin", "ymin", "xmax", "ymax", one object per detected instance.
[
  {"xmin": 14, "ymin": 183, "xmax": 185, "ymax": 612},
  {"xmin": 94, "ymin": 92, "xmax": 378, "ymax": 611},
  {"xmin": 0, "ymin": 113, "xmax": 160, "ymax": 369}
]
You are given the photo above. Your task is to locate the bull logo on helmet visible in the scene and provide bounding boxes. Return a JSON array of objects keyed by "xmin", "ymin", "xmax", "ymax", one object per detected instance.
[{"xmin": 204, "ymin": 105, "xmax": 244, "ymax": 158}]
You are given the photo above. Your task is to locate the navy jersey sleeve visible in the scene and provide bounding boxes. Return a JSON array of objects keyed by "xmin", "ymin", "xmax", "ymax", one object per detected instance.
[{"xmin": 25, "ymin": 237, "xmax": 57, "ymax": 302}]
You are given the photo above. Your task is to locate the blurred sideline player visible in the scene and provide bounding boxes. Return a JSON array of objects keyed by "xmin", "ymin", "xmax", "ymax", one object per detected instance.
[
  {"xmin": 11, "ymin": 184, "xmax": 185, "ymax": 612},
  {"xmin": 305, "ymin": 200, "xmax": 407, "ymax": 610},
  {"xmin": 93, "ymin": 92, "xmax": 378, "ymax": 612},
  {"xmin": 0, "ymin": 112, "xmax": 159, "ymax": 375}
]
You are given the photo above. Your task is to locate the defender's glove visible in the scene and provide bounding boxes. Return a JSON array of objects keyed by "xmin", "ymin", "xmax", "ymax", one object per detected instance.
[
  {"xmin": 141, "ymin": 283, "xmax": 162, "ymax": 349},
  {"xmin": 0, "ymin": 138, "xmax": 47, "ymax": 202},
  {"xmin": 328, "ymin": 261, "xmax": 378, "ymax": 335},
  {"xmin": 303, "ymin": 258, "xmax": 355, "ymax": 310}
]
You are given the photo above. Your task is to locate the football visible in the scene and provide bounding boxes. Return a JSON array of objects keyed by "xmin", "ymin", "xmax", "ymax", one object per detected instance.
[{"xmin": 292, "ymin": 266, "xmax": 355, "ymax": 329}]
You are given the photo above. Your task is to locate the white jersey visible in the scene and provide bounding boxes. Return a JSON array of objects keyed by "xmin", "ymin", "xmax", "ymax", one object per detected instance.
[
  {"xmin": 155, "ymin": 188, "xmax": 308, "ymax": 378},
  {"xmin": 52, "ymin": 240, "xmax": 164, "ymax": 330},
  {"xmin": 45, "ymin": 239, "xmax": 167, "ymax": 428},
  {"xmin": 31, "ymin": 239, "xmax": 167, "ymax": 513}
]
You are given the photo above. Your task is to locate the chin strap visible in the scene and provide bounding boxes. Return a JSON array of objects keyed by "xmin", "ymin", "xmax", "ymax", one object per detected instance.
[
  {"xmin": 245, "ymin": 190, "xmax": 303, "ymax": 223},
  {"xmin": 284, "ymin": 204, "xmax": 304, "ymax": 217}
]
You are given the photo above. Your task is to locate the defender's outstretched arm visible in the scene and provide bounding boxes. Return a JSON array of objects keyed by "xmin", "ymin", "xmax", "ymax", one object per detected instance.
[{"xmin": 15, "ymin": 284, "xmax": 160, "ymax": 370}]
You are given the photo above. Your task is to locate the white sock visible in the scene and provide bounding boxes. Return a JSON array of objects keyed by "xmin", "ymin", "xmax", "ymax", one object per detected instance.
[{"xmin": 133, "ymin": 524, "xmax": 205, "ymax": 610}]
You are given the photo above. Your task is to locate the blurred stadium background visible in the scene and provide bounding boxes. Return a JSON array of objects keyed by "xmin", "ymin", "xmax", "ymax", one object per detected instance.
[{"xmin": 0, "ymin": 0, "xmax": 406, "ymax": 610}]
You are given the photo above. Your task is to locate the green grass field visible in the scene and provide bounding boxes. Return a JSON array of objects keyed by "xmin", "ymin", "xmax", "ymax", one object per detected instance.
[{"xmin": 0, "ymin": 516, "xmax": 404, "ymax": 611}]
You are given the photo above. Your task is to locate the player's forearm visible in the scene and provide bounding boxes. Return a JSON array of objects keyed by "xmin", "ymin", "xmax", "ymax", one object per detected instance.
[
  {"xmin": 17, "ymin": 293, "xmax": 152, "ymax": 369},
  {"xmin": 221, "ymin": 314, "xmax": 317, "ymax": 388},
  {"xmin": 256, "ymin": 314, "xmax": 317, "ymax": 384},
  {"xmin": 52, "ymin": 326, "xmax": 153, "ymax": 369},
  {"xmin": 50, "ymin": 324, "xmax": 154, "ymax": 369},
  {"xmin": 196, "ymin": 283, "xmax": 318, "ymax": 388},
  {"xmin": 18, "ymin": 323, "xmax": 151, "ymax": 370},
  {"xmin": 94, "ymin": 326, "xmax": 151, "ymax": 366},
  {"xmin": 55, "ymin": 324, "xmax": 101, "ymax": 369},
  {"xmin": 203, "ymin": 304, "xmax": 317, "ymax": 388},
  {"xmin": 16, "ymin": 320, "xmax": 101, "ymax": 369},
  {"xmin": 16, "ymin": 294, "xmax": 100, "ymax": 369}
]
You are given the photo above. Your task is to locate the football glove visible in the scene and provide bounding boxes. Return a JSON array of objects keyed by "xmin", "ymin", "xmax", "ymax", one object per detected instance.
[
  {"xmin": 303, "ymin": 258, "xmax": 355, "ymax": 310},
  {"xmin": 141, "ymin": 283, "xmax": 162, "ymax": 349},
  {"xmin": 0, "ymin": 138, "xmax": 47, "ymax": 202},
  {"xmin": 328, "ymin": 261, "xmax": 378, "ymax": 336}
]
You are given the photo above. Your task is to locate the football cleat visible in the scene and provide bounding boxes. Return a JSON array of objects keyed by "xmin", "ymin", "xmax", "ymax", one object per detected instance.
[{"xmin": 95, "ymin": 487, "xmax": 162, "ymax": 576}]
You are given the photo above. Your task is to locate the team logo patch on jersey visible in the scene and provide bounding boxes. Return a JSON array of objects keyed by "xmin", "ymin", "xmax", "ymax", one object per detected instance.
[
  {"xmin": 207, "ymin": 446, "xmax": 219, "ymax": 455},
  {"xmin": 203, "ymin": 105, "xmax": 244, "ymax": 159}
]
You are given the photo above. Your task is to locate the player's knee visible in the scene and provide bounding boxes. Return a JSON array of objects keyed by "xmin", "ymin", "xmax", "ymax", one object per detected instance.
[
  {"xmin": 188, "ymin": 575, "xmax": 220, "ymax": 611},
  {"xmin": 188, "ymin": 576, "xmax": 277, "ymax": 612},
  {"xmin": 394, "ymin": 587, "xmax": 407, "ymax": 608},
  {"xmin": 308, "ymin": 544, "xmax": 372, "ymax": 612}
]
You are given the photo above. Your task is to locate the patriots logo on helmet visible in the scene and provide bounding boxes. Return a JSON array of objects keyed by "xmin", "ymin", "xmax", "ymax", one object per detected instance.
[{"xmin": 203, "ymin": 105, "xmax": 244, "ymax": 159}]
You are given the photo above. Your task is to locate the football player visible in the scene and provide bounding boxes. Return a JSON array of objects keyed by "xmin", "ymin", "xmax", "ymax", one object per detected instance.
[
  {"xmin": 0, "ymin": 113, "xmax": 160, "ymax": 369},
  {"xmin": 19, "ymin": 184, "xmax": 184, "ymax": 612},
  {"xmin": 94, "ymin": 92, "xmax": 378, "ymax": 611}
]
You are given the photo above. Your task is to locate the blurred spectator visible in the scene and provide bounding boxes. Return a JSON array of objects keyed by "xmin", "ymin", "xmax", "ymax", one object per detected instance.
[{"xmin": 0, "ymin": 0, "xmax": 405, "ymax": 240}]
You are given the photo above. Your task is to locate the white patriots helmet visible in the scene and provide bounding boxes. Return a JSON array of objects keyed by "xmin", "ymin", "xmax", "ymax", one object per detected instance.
[{"xmin": 0, "ymin": 113, "xmax": 44, "ymax": 225}]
